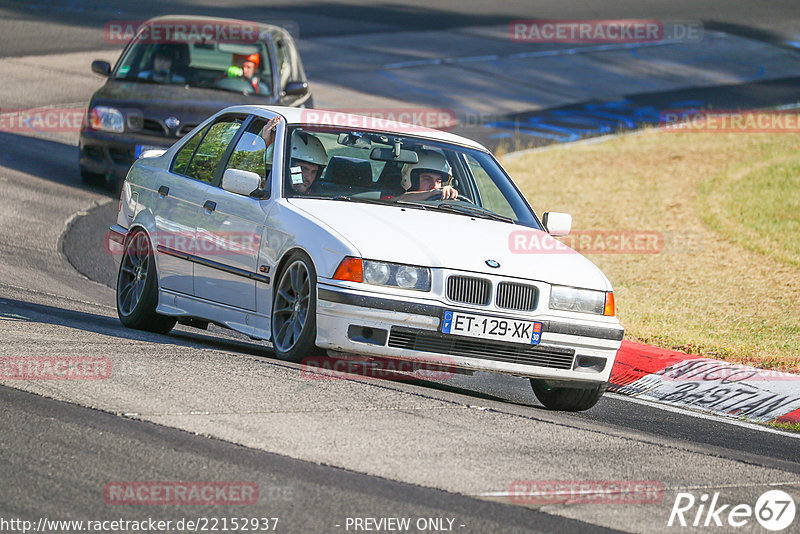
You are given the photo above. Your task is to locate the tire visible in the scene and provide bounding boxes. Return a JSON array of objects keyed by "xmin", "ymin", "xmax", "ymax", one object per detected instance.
[
  {"xmin": 271, "ymin": 251, "xmax": 320, "ymax": 362},
  {"xmin": 530, "ymin": 379, "xmax": 607, "ymax": 412},
  {"xmin": 116, "ymin": 230, "xmax": 176, "ymax": 334}
]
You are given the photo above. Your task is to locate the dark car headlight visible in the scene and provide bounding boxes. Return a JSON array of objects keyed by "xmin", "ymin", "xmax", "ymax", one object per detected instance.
[{"xmin": 89, "ymin": 106, "xmax": 124, "ymax": 133}]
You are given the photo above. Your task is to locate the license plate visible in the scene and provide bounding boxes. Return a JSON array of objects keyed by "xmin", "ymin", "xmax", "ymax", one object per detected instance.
[
  {"xmin": 441, "ymin": 310, "xmax": 542, "ymax": 345},
  {"xmin": 134, "ymin": 144, "xmax": 161, "ymax": 159}
]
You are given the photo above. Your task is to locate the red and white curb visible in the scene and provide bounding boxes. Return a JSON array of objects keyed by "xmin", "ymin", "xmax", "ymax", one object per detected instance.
[{"xmin": 609, "ymin": 341, "xmax": 800, "ymax": 424}]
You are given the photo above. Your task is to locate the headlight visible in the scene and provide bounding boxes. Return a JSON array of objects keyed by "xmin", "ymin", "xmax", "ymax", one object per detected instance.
[
  {"xmin": 362, "ymin": 260, "xmax": 430, "ymax": 291},
  {"xmin": 89, "ymin": 106, "xmax": 124, "ymax": 133},
  {"xmin": 364, "ymin": 261, "xmax": 391, "ymax": 285},
  {"xmin": 549, "ymin": 285, "xmax": 611, "ymax": 315}
]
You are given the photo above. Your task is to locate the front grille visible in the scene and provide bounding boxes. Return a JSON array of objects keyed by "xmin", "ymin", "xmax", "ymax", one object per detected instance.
[
  {"xmin": 388, "ymin": 327, "xmax": 575, "ymax": 370},
  {"xmin": 142, "ymin": 118, "xmax": 167, "ymax": 136},
  {"xmin": 496, "ymin": 281, "xmax": 538, "ymax": 311},
  {"xmin": 447, "ymin": 275, "xmax": 491, "ymax": 306}
]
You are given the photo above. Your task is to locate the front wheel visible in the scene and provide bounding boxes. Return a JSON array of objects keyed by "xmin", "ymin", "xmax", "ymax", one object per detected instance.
[
  {"xmin": 530, "ymin": 379, "xmax": 607, "ymax": 411},
  {"xmin": 271, "ymin": 251, "xmax": 319, "ymax": 361},
  {"xmin": 116, "ymin": 230, "xmax": 176, "ymax": 334}
]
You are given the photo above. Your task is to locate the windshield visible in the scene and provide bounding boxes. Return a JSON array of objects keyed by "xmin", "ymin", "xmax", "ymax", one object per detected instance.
[
  {"xmin": 113, "ymin": 38, "xmax": 273, "ymax": 97},
  {"xmin": 283, "ymin": 127, "xmax": 541, "ymax": 228}
]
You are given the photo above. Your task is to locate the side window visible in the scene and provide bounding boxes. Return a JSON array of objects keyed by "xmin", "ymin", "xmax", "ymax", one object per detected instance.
[
  {"xmin": 275, "ymin": 40, "xmax": 291, "ymax": 87},
  {"xmin": 223, "ymin": 118, "xmax": 279, "ymax": 195},
  {"xmin": 184, "ymin": 118, "xmax": 242, "ymax": 183},
  {"xmin": 172, "ymin": 124, "xmax": 210, "ymax": 175},
  {"xmin": 226, "ymin": 132, "xmax": 267, "ymax": 179}
]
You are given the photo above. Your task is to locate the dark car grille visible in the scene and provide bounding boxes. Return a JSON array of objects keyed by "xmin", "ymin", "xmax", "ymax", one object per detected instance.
[
  {"xmin": 142, "ymin": 118, "xmax": 167, "ymax": 136},
  {"xmin": 447, "ymin": 276, "xmax": 491, "ymax": 306},
  {"xmin": 388, "ymin": 327, "xmax": 575, "ymax": 370},
  {"xmin": 496, "ymin": 281, "xmax": 538, "ymax": 311}
]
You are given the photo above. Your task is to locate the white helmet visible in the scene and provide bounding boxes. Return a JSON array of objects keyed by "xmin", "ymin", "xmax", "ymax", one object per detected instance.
[
  {"xmin": 401, "ymin": 149, "xmax": 451, "ymax": 191},
  {"xmin": 290, "ymin": 131, "xmax": 328, "ymax": 168}
]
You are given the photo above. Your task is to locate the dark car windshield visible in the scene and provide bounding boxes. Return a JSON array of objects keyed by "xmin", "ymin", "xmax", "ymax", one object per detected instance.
[{"xmin": 113, "ymin": 39, "xmax": 273, "ymax": 97}]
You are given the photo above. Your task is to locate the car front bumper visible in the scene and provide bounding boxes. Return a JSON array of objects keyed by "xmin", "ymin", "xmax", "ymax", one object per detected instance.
[
  {"xmin": 315, "ymin": 282, "xmax": 623, "ymax": 384},
  {"xmin": 79, "ymin": 129, "xmax": 173, "ymax": 180}
]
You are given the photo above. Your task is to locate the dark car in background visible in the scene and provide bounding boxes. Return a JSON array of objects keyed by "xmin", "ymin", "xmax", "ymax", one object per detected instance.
[{"xmin": 79, "ymin": 15, "xmax": 312, "ymax": 188}]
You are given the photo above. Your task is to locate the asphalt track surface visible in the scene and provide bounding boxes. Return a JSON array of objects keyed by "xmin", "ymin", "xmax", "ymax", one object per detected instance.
[{"xmin": 2, "ymin": 2, "xmax": 800, "ymax": 533}]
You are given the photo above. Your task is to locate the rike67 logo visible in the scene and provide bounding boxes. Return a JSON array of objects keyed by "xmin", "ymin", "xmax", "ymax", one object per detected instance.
[{"xmin": 668, "ymin": 490, "xmax": 796, "ymax": 531}]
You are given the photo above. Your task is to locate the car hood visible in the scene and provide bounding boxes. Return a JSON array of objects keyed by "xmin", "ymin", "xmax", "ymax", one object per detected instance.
[
  {"xmin": 288, "ymin": 199, "xmax": 610, "ymax": 291},
  {"xmin": 90, "ymin": 80, "xmax": 277, "ymax": 129}
]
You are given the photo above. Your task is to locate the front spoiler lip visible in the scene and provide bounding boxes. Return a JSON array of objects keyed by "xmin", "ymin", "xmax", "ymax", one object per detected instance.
[{"xmin": 317, "ymin": 287, "xmax": 624, "ymax": 342}]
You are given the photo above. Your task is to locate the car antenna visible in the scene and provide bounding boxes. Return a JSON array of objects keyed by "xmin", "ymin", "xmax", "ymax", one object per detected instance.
[{"xmin": 392, "ymin": 138, "xmax": 401, "ymax": 158}]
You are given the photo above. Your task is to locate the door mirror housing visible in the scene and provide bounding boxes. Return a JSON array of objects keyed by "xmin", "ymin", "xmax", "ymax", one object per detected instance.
[
  {"xmin": 283, "ymin": 81, "xmax": 308, "ymax": 96},
  {"xmin": 542, "ymin": 212, "xmax": 572, "ymax": 236},
  {"xmin": 91, "ymin": 60, "xmax": 111, "ymax": 77},
  {"xmin": 222, "ymin": 168, "xmax": 262, "ymax": 196}
]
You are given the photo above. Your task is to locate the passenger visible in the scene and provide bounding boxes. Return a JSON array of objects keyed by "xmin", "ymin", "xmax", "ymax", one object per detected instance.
[
  {"xmin": 289, "ymin": 131, "xmax": 327, "ymax": 193},
  {"xmin": 397, "ymin": 150, "xmax": 458, "ymax": 200},
  {"xmin": 138, "ymin": 46, "xmax": 185, "ymax": 84},
  {"xmin": 228, "ymin": 53, "xmax": 263, "ymax": 93}
]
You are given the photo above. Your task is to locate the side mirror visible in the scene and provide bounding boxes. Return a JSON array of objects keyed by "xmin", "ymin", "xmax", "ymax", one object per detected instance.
[
  {"xmin": 222, "ymin": 168, "xmax": 262, "ymax": 196},
  {"xmin": 283, "ymin": 81, "xmax": 308, "ymax": 96},
  {"xmin": 91, "ymin": 60, "xmax": 111, "ymax": 77},
  {"xmin": 542, "ymin": 212, "xmax": 572, "ymax": 236}
]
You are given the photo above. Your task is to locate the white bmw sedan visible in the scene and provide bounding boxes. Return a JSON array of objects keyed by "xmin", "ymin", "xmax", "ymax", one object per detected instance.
[{"xmin": 108, "ymin": 105, "xmax": 624, "ymax": 411}]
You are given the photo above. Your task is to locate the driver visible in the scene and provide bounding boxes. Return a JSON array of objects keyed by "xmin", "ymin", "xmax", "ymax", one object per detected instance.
[
  {"xmin": 289, "ymin": 131, "xmax": 327, "ymax": 193},
  {"xmin": 398, "ymin": 150, "xmax": 458, "ymax": 200},
  {"xmin": 138, "ymin": 45, "xmax": 185, "ymax": 83}
]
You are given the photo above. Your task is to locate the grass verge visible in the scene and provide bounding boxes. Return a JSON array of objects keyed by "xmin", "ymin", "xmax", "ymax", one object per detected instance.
[{"xmin": 502, "ymin": 129, "xmax": 800, "ymax": 373}]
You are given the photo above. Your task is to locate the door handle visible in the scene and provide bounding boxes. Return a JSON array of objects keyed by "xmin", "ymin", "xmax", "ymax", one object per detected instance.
[
  {"xmin": 158, "ymin": 185, "xmax": 169, "ymax": 198},
  {"xmin": 203, "ymin": 200, "xmax": 216, "ymax": 213}
]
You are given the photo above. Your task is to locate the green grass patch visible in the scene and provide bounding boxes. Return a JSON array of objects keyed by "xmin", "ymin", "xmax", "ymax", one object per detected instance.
[
  {"xmin": 767, "ymin": 420, "xmax": 800, "ymax": 433},
  {"xmin": 502, "ymin": 129, "xmax": 800, "ymax": 372}
]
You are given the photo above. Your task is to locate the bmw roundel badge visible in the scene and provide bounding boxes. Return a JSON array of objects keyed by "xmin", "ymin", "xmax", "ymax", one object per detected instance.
[{"xmin": 485, "ymin": 259, "xmax": 501, "ymax": 268}]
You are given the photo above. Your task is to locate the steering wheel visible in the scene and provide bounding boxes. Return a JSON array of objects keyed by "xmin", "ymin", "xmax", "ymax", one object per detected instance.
[{"xmin": 438, "ymin": 190, "xmax": 474, "ymax": 204}]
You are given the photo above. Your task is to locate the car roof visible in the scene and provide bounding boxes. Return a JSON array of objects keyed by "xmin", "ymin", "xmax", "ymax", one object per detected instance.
[
  {"xmin": 220, "ymin": 105, "xmax": 489, "ymax": 151},
  {"xmin": 142, "ymin": 14, "xmax": 288, "ymax": 37}
]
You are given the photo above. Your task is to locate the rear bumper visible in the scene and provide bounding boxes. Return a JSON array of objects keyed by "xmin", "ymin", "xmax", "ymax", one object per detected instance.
[{"xmin": 315, "ymin": 283, "xmax": 623, "ymax": 383}]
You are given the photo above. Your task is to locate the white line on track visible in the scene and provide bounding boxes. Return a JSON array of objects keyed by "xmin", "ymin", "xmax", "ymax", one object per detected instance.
[{"xmin": 607, "ymin": 392, "xmax": 800, "ymax": 439}]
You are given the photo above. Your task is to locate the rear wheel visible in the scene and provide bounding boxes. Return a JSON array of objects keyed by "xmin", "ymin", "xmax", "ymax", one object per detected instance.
[
  {"xmin": 530, "ymin": 379, "xmax": 607, "ymax": 411},
  {"xmin": 116, "ymin": 230, "xmax": 176, "ymax": 334},
  {"xmin": 271, "ymin": 251, "xmax": 319, "ymax": 361}
]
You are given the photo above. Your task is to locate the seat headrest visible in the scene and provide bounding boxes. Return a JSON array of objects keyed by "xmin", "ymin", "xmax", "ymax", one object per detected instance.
[{"xmin": 322, "ymin": 156, "xmax": 373, "ymax": 187}]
